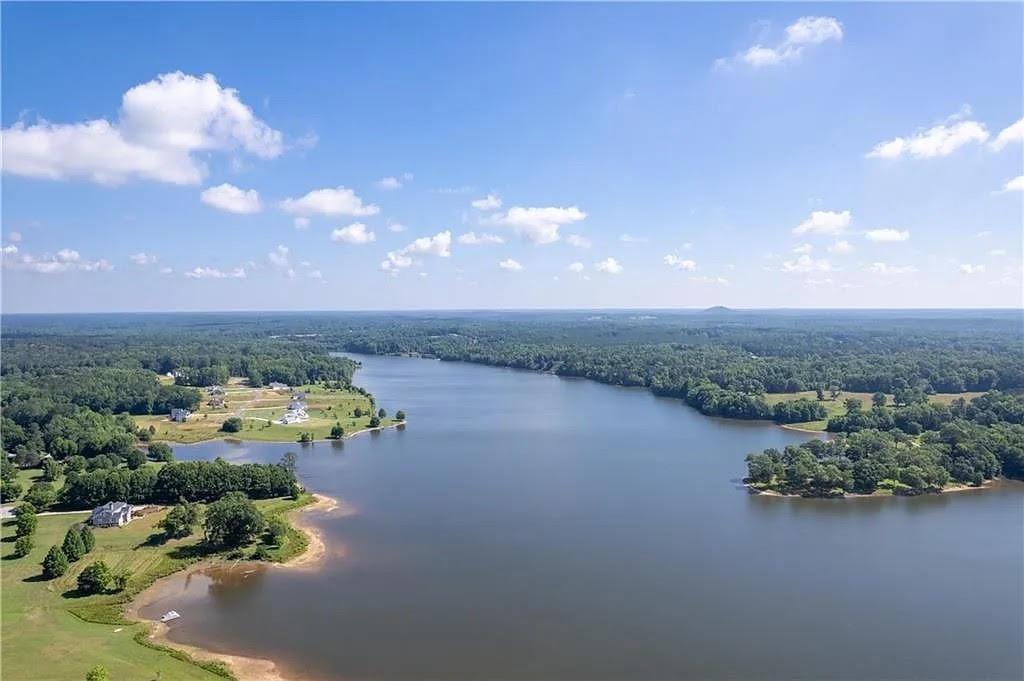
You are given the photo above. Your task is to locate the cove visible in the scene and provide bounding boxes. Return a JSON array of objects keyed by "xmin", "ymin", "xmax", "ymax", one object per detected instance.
[{"xmin": 139, "ymin": 354, "xmax": 1024, "ymax": 681}]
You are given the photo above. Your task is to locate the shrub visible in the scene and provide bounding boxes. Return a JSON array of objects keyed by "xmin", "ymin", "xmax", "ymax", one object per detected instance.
[
  {"xmin": 77, "ymin": 561, "xmax": 113, "ymax": 594},
  {"xmin": 220, "ymin": 417, "xmax": 243, "ymax": 433},
  {"xmin": 42, "ymin": 545, "xmax": 69, "ymax": 579}
]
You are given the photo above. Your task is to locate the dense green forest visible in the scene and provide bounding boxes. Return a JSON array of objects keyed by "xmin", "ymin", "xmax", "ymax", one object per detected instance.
[{"xmin": 2, "ymin": 310, "xmax": 1022, "ymax": 501}]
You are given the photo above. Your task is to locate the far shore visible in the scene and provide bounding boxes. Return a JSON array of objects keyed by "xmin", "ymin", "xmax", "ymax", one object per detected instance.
[
  {"xmin": 163, "ymin": 419, "xmax": 406, "ymax": 447},
  {"xmin": 127, "ymin": 493, "xmax": 345, "ymax": 681}
]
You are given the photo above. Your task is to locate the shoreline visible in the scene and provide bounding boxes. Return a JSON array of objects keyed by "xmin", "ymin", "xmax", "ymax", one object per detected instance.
[
  {"xmin": 126, "ymin": 493, "xmax": 343, "ymax": 681},
  {"xmin": 159, "ymin": 419, "xmax": 405, "ymax": 447},
  {"xmin": 747, "ymin": 479, "xmax": 1001, "ymax": 499}
]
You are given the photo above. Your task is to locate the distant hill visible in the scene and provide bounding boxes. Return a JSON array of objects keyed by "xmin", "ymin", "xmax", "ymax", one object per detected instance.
[{"xmin": 702, "ymin": 306, "xmax": 735, "ymax": 314}]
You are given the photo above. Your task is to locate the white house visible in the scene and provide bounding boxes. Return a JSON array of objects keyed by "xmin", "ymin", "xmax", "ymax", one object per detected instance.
[
  {"xmin": 170, "ymin": 408, "xmax": 191, "ymax": 422},
  {"xmin": 268, "ymin": 381, "xmax": 289, "ymax": 390},
  {"xmin": 279, "ymin": 408, "xmax": 309, "ymax": 425},
  {"xmin": 90, "ymin": 501, "xmax": 134, "ymax": 527}
]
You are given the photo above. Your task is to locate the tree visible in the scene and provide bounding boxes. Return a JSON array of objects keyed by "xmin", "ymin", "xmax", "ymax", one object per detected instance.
[
  {"xmin": 148, "ymin": 441, "xmax": 174, "ymax": 462},
  {"xmin": 280, "ymin": 452, "xmax": 297, "ymax": 475},
  {"xmin": 111, "ymin": 568, "xmax": 130, "ymax": 592},
  {"xmin": 24, "ymin": 482, "xmax": 56, "ymax": 508},
  {"xmin": 15, "ymin": 508, "xmax": 37, "ymax": 538},
  {"xmin": 13, "ymin": 534, "xmax": 34, "ymax": 558},
  {"xmin": 872, "ymin": 392, "xmax": 887, "ymax": 408},
  {"xmin": 353, "ymin": 406, "xmax": 363, "ymax": 418},
  {"xmin": 1, "ymin": 480, "xmax": 23, "ymax": 502},
  {"xmin": 63, "ymin": 527, "xmax": 86, "ymax": 562},
  {"xmin": 125, "ymin": 448, "xmax": 147, "ymax": 470},
  {"xmin": 204, "ymin": 492, "xmax": 264, "ymax": 547},
  {"xmin": 368, "ymin": 416, "xmax": 381, "ymax": 428},
  {"xmin": 79, "ymin": 525, "xmax": 95, "ymax": 553},
  {"xmin": 815, "ymin": 387, "xmax": 825, "ymax": 401},
  {"xmin": 42, "ymin": 545, "xmax": 69, "ymax": 579},
  {"xmin": 159, "ymin": 501, "xmax": 200, "ymax": 539},
  {"xmin": 77, "ymin": 561, "xmax": 112, "ymax": 594},
  {"xmin": 297, "ymin": 432, "xmax": 313, "ymax": 443},
  {"xmin": 395, "ymin": 410, "xmax": 406, "ymax": 421},
  {"xmin": 265, "ymin": 516, "xmax": 288, "ymax": 545},
  {"xmin": 221, "ymin": 417, "xmax": 243, "ymax": 433},
  {"xmin": 85, "ymin": 666, "xmax": 109, "ymax": 681},
  {"xmin": 378, "ymin": 408, "xmax": 387, "ymax": 419},
  {"xmin": 330, "ymin": 423, "xmax": 344, "ymax": 439},
  {"xmin": 42, "ymin": 457, "xmax": 62, "ymax": 482}
]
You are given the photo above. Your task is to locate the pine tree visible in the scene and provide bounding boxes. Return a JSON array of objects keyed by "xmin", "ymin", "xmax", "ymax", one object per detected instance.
[
  {"xmin": 42, "ymin": 545, "xmax": 69, "ymax": 579},
  {"xmin": 63, "ymin": 527, "xmax": 86, "ymax": 562},
  {"xmin": 78, "ymin": 525, "xmax": 95, "ymax": 553}
]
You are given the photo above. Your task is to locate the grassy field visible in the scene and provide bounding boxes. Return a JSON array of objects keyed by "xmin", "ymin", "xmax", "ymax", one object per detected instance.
[
  {"xmin": 764, "ymin": 390, "xmax": 986, "ymax": 432},
  {"xmin": 0, "ymin": 495, "xmax": 312, "ymax": 681},
  {"xmin": 135, "ymin": 382, "xmax": 399, "ymax": 444}
]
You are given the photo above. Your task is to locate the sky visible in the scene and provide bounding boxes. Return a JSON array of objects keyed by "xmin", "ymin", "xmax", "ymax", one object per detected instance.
[{"xmin": 1, "ymin": 2, "xmax": 1022, "ymax": 313}]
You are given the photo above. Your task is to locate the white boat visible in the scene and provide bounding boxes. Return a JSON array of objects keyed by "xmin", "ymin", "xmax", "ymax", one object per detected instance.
[{"xmin": 160, "ymin": 610, "xmax": 180, "ymax": 622}]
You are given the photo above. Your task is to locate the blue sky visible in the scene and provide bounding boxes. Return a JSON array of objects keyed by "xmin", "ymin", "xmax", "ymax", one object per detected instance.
[{"xmin": 2, "ymin": 2, "xmax": 1021, "ymax": 312}]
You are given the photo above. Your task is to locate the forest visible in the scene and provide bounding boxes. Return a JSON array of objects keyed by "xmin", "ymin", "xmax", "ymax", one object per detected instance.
[{"xmin": 2, "ymin": 310, "xmax": 1022, "ymax": 501}]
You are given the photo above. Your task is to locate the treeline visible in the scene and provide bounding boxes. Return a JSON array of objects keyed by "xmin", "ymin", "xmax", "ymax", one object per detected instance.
[
  {"xmin": 746, "ymin": 392, "xmax": 1024, "ymax": 496},
  {"xmin": 59, "ymin": 459, "xmax": 299, "ymax": 509},
  {"xmin": 826, "ymin": 390, "xmax": 1024, "ymax": 434}
]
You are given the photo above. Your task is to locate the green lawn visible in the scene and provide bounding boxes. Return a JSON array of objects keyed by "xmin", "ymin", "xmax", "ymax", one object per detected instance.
[
  {"xmin": 135, "ymin": 382, "xmax": 400, "ymax": 444},
  {"xmin": 1, "ymin": 495, "xmax": 313, "ymax": 681},
  {"xmin": 764, "ymin": 390, "xmax": 986, "ymax": 432}
]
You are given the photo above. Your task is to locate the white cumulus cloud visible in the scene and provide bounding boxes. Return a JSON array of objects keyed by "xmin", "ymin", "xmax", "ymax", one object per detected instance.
[
  {"xmin": 492, "ymin": 205, "xmax": 587, "ymax": 244},
  {"xmin": 280, "ymin": 186, "xmax": 379, "ymax": 217},
  {"xmin": 381, "ymin": 230, "xmax": 452, "ymax": 273},
  {"xmin": 200, "ymin": 183, "xmax": 262, "ymax": 214},
  {"xmin": 565, "ymin": 234, "xmax": 592, "ymax": 248},
  {"xmin": 793, "ymin": 210, "xmax": 851, "ymax": 236},
  {"xmin": 376, "ymin": 176, "xmax": 404, "ymax": 190},
  {"xmin": 959, "ymin": 263, "xmax": 986, "ymax": 275},
  {"xmin": 457, "ymin": 232, "xmax": 504, "ymax": 245},
  {"xmin": 663, "ymin": 254, "xmax": 697, "ymax": 270},
  {"xmin": 867, "ymin": 114, "xmax": 989, "ymax": 159},
  {"xmin": 996, "ymin": 175, "xmax": 1024, "ymax": 193},
  {"xmin": 828, "ymin": 240, "xmax": 853, "ymax": 254},
  {"xmin": 184, "ymin": 266, "xmax": 246, "ymax": 279},
  {"xmin": 717, "ymin": 16, "xmax": 843, "ymax": 70},
  {"xmin": 782, "ymin": 254, "xmax": 832, "ymax": 273},
  {"xmin": 865, "ymin": 229, "xmax": 910, "ymax": 242},
  {"xmin": 129, "ymin": 252, "xmax": 158, "ymax": 265},
  {"xmin": 990, "ymin": 117, "xmax": 1024, "ymax": 152},
  {"xmin": 471, "ymin": 194, "xmax": 502, "ymax": 211},
  {"xmin": 567, "ymin": 262, "xmax": 585, "ymax": 273},
  {"xmin": 499, "ymin": 258, "xmax": 523, "ymax": 271},
  {"xmin": 867, "ymin": 262, "xmax": 917, "ymax": 275},
  {"xmin": 331, "ymin": 223, "xmax": 376, "ymax": 244},
  {"xmin": 2, "ymin": 71, "xmax": 282, "ymax": 185},
  {"xmin": 595, "ymin": 257, "xmax": 623, "ymax": 274}
]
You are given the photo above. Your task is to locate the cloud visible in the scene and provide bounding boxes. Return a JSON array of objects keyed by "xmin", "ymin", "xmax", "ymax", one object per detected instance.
[
  {"xmin": 990, "ymin": 117, "xmax": 1024, "ymax": 152},
  {"xmin": 565, "ymin": 234, "xmax": 592, "ymax": 248},
  {"xmin": 265, "ymin": 245, "xmax": 295, "ymax": 277},
  {"xmin": 280, "ymin": 186, "xmax": 379, "ymax": 217},
  {"xmin": 568, "ymin": 262, "xmax": 585, "ymax": 273},
  {"xmin": 867, "ymin": 114, "xmax": 989, "ymax": 159},
  {"xmin": 2, "ymin": 72, "xmax": 282, "ymax": 185},
  {"xmin": 828, "ymin": 240, "xmax": 853, "ymax": 254},
  {"xmin": 129, "ymin": 252, "xmax": 158, "ymax": 265},
  {"xmin": 959, "ymin": 263, "xmax": 986, "ymax": 275},
  {"xmin": 864, "ymin": 228, "xmax": 910, "ymax": 242},
  {"xmin": 663, "ymin": 254, "xmax": 697, "ymax": 270},
  {"xmin": 184, "ymin": 266, "xmax": 246, "ymax": 279},
  {"xmin": 381, "ymin": 230, "xmax": 452, "ymax": 272},
  {"xmin": 457, "ymin": 232, "xmax": 504, "ymax": 245},
  {"xmin": 293, "ymin": 217, "xmax": 310, "ymax": 230},
  {"xmin": 867, "ymin": 262, "xmax": 917, "ymax": 275},
  {"xmin": 159, "ymin": 266, "xmax": 173, "ymax": 275},
  {"xmin": 8, "ymin": 232, "xmax": 22, "ymax": 243},
  {"xmin": 200, "ymin": 183, "xmax": 262, "ymax": 214},
  {"xmin": 717, "ymin": 16, "xmax": 843, "ymax": 69},
  {"xmin": 996, "ymin": 175, "xmax": 1024, "ymax": 193},
  {"xmin": 792, "ymin": 243, "xmax": 813, "ymax": 254},
  {"xmin": 793, "ymin": 210, "xmax": 851, "ymax": 235},
  {"xmin": 376, "ymin": 176, "xmax": 404, "ymax": 190},
  {"xmin": 499, "ymin": 258, "xmax": 523, "ymax": 271},
  {"xmin": 331, "ymin": 223, "xmax": 376, "ymax": 244},
  {"xmin": 492, "ymin": 205, "xmax": 587, "ymax": 244},
  {"xmin": 3, "ymin": 247, "xmax": 113, "ymax": 274},
  {"xmin": 782, "ymin": 254, "xmax": 832, "ymax": 272},
  {"xmin": 689, "ymin": 275, "xmax": 729, "ymax": 285},
  {"xmin": 595, "ymin": 257, "xmax": 623, "ymax": 274},
  {"xmin": 471, "ymin": 194, "xmax": 502, "ymax": 211},
  {"xmin": 387, "ymin": 221, "xmax": 407, "ymax": 233},
  {"xmin": 619, "ymin": 233, "xmax": 647, "ymax": 243}
]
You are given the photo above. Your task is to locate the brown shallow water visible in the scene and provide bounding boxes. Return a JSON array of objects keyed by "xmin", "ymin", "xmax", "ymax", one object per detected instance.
[{"xmin": 145, "ymin": 354, "xmax": 1024, "ymax": 681}]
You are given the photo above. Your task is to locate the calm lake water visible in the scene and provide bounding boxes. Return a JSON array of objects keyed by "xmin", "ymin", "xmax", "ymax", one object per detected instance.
[{"xmin": 143, "ymin": 354, "xmax": 1024, "ymax": 681}]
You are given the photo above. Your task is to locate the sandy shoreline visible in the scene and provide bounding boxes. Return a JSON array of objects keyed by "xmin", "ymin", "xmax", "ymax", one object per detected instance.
[
  {"xmin": 127, "ymin": 493, "xmax": 344, "ymax": 681},
  {"xmin": 747, "ymin": 479, "xmax": 999, "ymax": 499}
]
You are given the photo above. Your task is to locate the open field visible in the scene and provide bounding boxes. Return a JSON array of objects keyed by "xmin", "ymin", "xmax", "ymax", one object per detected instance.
[
  {"xmin": 764, "ymin": 390, "xmax": 987, "ymax": 432},
  {"xmin": 0, "ymin": 495, "xmax": 313, "ymax": 681},
  {"xmin": 135, "ymin": 382, "xmax": 399, "ymax": 444}
]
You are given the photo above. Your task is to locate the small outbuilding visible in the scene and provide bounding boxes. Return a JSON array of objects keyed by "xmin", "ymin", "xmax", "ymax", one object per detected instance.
[
  {"xmin": 90, "ymin": 501, "xmax": 134, "ymax": 527},
  {"xmin": 170, "ymin": 408, "xmax": 191, "ymax": 422}
]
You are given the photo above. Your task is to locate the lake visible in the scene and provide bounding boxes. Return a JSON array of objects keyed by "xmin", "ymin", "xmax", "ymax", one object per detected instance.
[{"xmin": 142, "ymin": 354, "xmax": 1024, "ymax": 681}]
